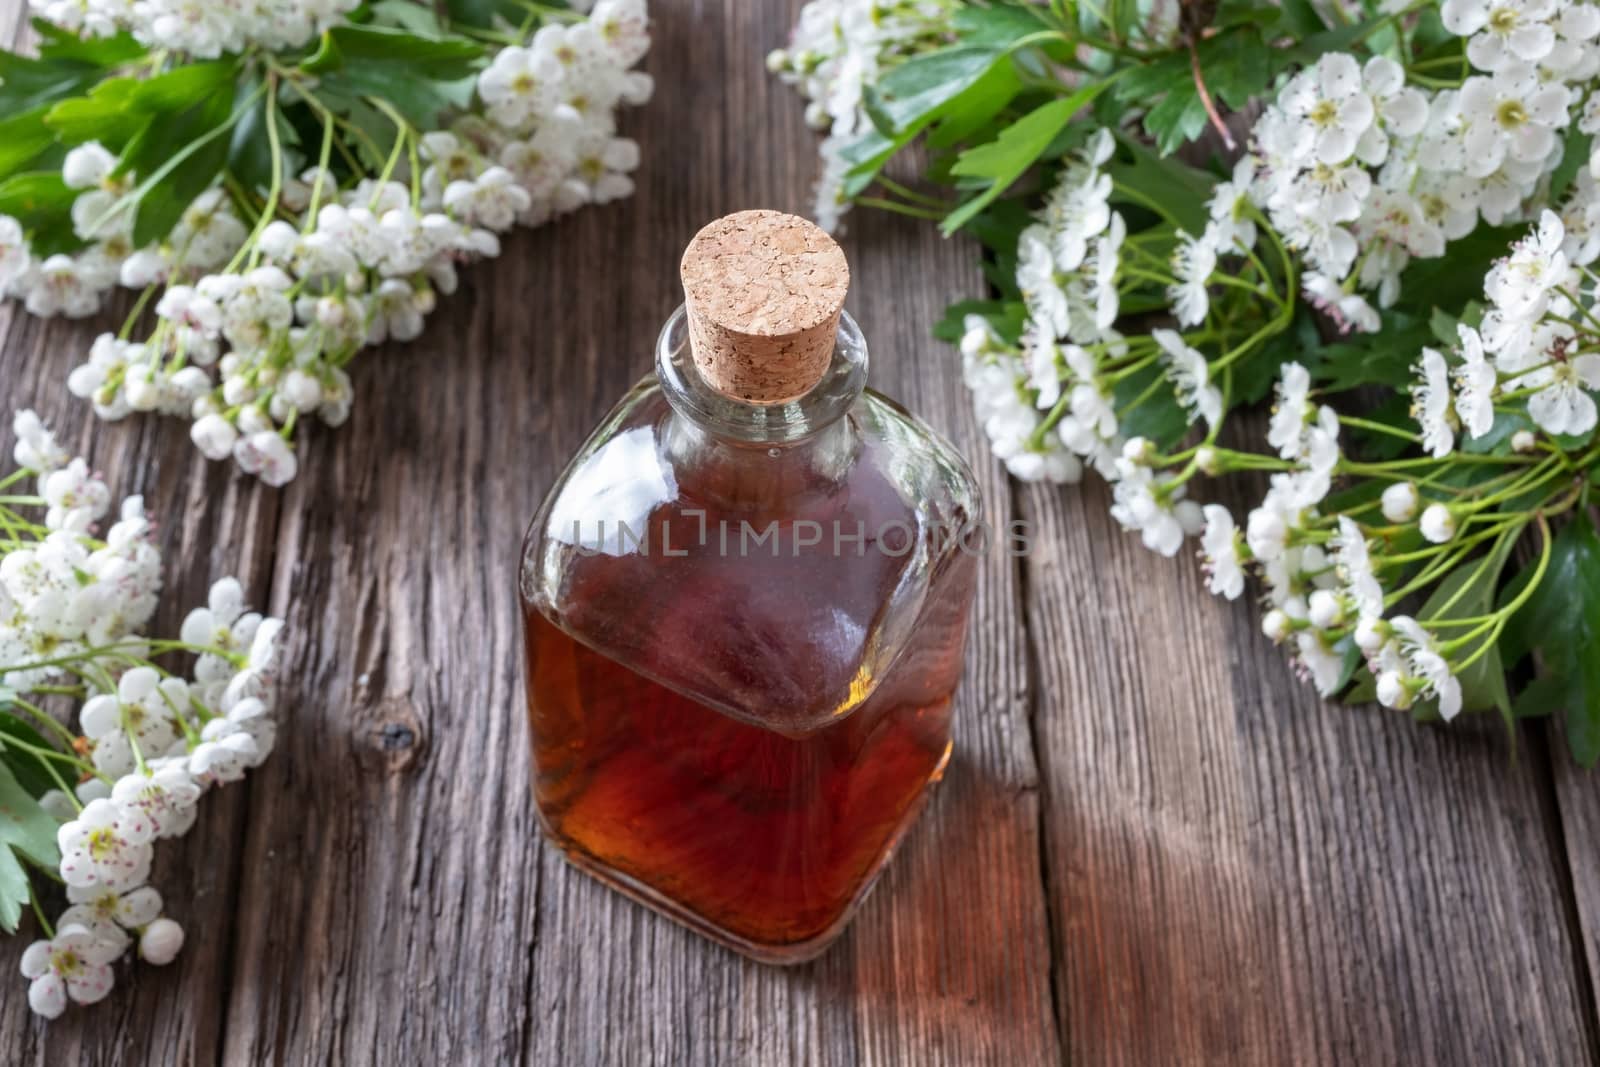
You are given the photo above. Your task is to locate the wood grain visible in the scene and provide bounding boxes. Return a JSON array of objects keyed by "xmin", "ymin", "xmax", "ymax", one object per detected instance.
[
  {"xmin": 1020, "ymin": 469, "xmax": 1599, "ymax": 1064},
  {"xmin": 0, "ymin": 0, "xmax": 1598, "ymax": 1063}
]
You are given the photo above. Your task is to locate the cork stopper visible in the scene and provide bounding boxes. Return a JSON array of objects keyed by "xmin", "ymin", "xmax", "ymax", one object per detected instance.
[{"xmin": 679, "ymin": 209, "xmax": 850, "ymax": 405}]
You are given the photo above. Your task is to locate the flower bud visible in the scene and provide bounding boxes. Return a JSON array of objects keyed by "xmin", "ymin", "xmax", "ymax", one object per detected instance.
[
  {"xmin": 1511, "ymin": 429, "xmax": 1536, "ymax": 453},
  {"xmin": 765, "ymin": 48, "xmax": 789, "ymax": 73},
  {"xmin": 1420, "ymin": 503, "xmax": 1457, "ymax": 544},
  {"xmin": 190, "ymin": 414, "xmax": 238, "ymax": 460},
  {"xmin": 1380, "ymin": 481, "xmax": 1418, "ymax": 523},
  {"xmin": 1121, "ymin": 436, "xmax": 1155, "ymax": 464},
  {"xmin": 282, "ymin": 369, "xmax": 323, "ymax": 412},
  {"xmin": 1308, "ymin": 589, "xmax": 1345, "ymax": 630},
  {"xmin": 1173, "ymin": 498, "xmax": 1205, "ymax": 536},
  {"xmin": 1354, "ymin": 616, "xmax": 1388, "ymax": 652},
  {"xmin": 1376, "ymin": 670, "xmax": 1412, "ymax": 710},
  {"xmin": 126, "ymin": 375, "xmax": 162, "ymax": 411},
  {"xmin": 1262, "ymin": 609, "xmax": 1291, "ymax": 643},
  {"xmin": 1196, "ymin": 446, "xmax": 1220, "ymax": 475},
  {"xmin": 237, "ymin": 404, "xmax": 274, "ymax": 435},
  {"xmin": 139, "ymin": 918, "xmax": 184, "ymax": 966}
]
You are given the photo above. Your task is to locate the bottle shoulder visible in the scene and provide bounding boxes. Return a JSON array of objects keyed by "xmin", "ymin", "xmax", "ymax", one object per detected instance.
[{"xmin": 519, "ymin": 379, "xmax": 983, "ymax": 733}]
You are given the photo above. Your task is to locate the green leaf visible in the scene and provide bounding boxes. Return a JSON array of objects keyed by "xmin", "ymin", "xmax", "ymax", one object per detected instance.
[
  {"xmin": 0, "ymin": 712, "xmax": 61, "ymax": 800},
  {"xmin": 951, "ymin": 4, "xmax": 1052, "ymax": 44},
  {"xmin": 0, "ymin": 25, "xmax": 144, "ymax": 117},
  {"xmin": 1462, "ymin": 410, "xmax": 1534, "ymax": 455},
  {"xmin": 1112, "ymin": 362, "xmax": 1188, "ymax": 448},
  {"xmin": 45, "ymin": 60, "xmax": 238, "ymax": 151},
  {"xmin": 441, "ymin": 0, "xmax": 527, "ymax": 31},
  {"xmin": 865, "ymin": 44, "xmax": 1011, "ymax": 136},
  {"xmin": 369, "ymin": 0, "xmax": 450, "ymax": 35},
  {"xmin": 303, "ymin": 26, "xmax": 484, "ymax": 144},
  {"xmin": 1398, "ymin": 225, "xmax": 1519, "ymax": 312},
  {"xmin": 943, "ymin": 80, "xmax": 1110, "ymax": 234},
  {"xmin": 1551, "ymin": 126, "xmax": 1592, "ymax": 204},
  {"xmin": 1504, "ymin": 513, "xmax": 1600, "ymax": 765},
  {"xmin": 1106, "ymin": 130, "xmax": 1212, "ymax": 234},
  {"xmin": 925, "ymin": 59, "xmax": 1023, "ymax": 151},
  {"xmin": 118, "ymin": 79, "xmax": 244, "ymax": 247},
  {"xmin": 0, "ymin": 170, "xmax": 83, "ymax": 256},
  {"xmin": 0, "ymin": 105, "xmax": 59, "ymax": 182},
  {"xmin": 1419, "ymin": 530, "xmax": 1520, "ymax": 718},
  {"xmin": 303, "ymin": 24, "xmax": 484, "ymax": 79},
  {"xmin": 0, "ymin": 760, "xmax": 60, "ymax": 934},
  {"xmin": 1308, "ymin": 311, "xmax": 1433, "ymax": 392}
]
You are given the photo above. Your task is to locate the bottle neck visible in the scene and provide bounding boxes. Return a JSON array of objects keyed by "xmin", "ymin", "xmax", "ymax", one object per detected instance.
[{"xmin": 655, "ymin": 304, "xmax": 868, "ymax": 510}]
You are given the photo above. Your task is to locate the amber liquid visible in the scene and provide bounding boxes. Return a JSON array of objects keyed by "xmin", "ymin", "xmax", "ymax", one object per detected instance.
[{"xmin": 522, "ymin": 420, "xmax": 975, "ymax": 959}]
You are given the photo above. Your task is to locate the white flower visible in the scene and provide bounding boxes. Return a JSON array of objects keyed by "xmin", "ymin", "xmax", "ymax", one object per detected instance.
[
  {"xmin": 1381, "ymin": 481, "xmax": 1420, "ymax": 522},
  {"xmin": 1451, "ymin": 325, "xmax": 1499, "ymax": 438},
  {"xmin": 57, "ymin": 798, "xmax": 154, "ymax": 891},
  {"xmin": 1280, "ymin": 53, "xmax": 1375, "ymax": 164},
  {"xmin": 443, "ymin": 166, "xmax": 533, "ymax": 231},
  {"xmin": 1152, "ymin": 328, "xmax": 1222, "ymax": 428},
  {"xmin": 478, "ymin": 44, "xmax": 563, "ymax": 130},
  {"xmin": 232, "ymin": 431, "xmax": 299, "ymax": 487},
  {"xmin": 1442, "ymin": 0, "xmax": 1559, "ymax": 71},
  {"xmin": 1333, "ymin": 516, "xmax": 1384, "ymax": 619},
  {"xmin": 1200, "ymin": 504, "xmax": 1246, "ymax": 599},
  {"xmin": 1268, "ymin": 362, "xmax": 1313, "ymax": 459},
  {"xmin": 111, "ymin": 764, "xmax": 201, "ymax": 839},
  {"xmin": 1296, "ymin": 630, "xmax": 1345, "ymax": 695},
  {"xmin": 590, "ymin": 0, "xmax": 650, "ymax": 65},
  {"xmin": 1206, "ymin": 158, "xmax": 1257, "ymax": 253},
  {"xmin": 1420, "ymin": 503, "xmax": 1458, "ymax": 543},
  {"xmin": 1108, "ymin": 459, "xmax": 1187, "ymax": 556},
  {"xmin": 41, "ymin": 458, "xmax": 111, "ymax": 531},
  {"xmin": 1523, "ymin": 353, "xmax": 1600, "ymax": 435},
  {"xmin": 79, "ymin": 667, "xmax": 184, "ymax": 778},
  {"xmin": 1391, "ymin": 616, "xmax": 1464, "ymax": 720},
  {"xmin": 59, "ymin": 882, "xmax": 162, "ymax": 956},
  {"xmin": 1459, "ymin": 67, "xmax": 1570, "ymax": 178},
  {"xmin": 11, "ymin": 410, "xmax": 68, "ymax": 472},
  {"xmin": 25, "ymin": 254, "xmax": 101, "ymax": 318},
  {"xmin": 1167, "ymin": 229, "xmax": 1216, "ymax": 327},
  {"xmin": 1485, "ymin": 210, "xmax": 1570, "ymax": 323},
  {"xmin": 1411, "ymin": 347, "xmax": 1457, "ymax": 457},
  {"xmin": 1302, "ymin": 271, "xmax": 1380, "ymax": 334},
  {"xmin": 1017, "ymin": 225, "xmax": 1070, "ymax": 338},
  {"xmin": 188, "ymin": 720, "xmax": 260, "ymax": 785},
  {"xmin": 20, "ymin": 924, "xmax": 120, "ymax": 1018}
]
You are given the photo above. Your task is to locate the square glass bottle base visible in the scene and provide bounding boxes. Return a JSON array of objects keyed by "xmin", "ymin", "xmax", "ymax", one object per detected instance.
[
  {"xmin": 534, "ymin": 746, "xmax": 948, "ymax": 964},
  {"xmin": 524, "ymin": 608, "xmax": 957, "ymax": 963}
]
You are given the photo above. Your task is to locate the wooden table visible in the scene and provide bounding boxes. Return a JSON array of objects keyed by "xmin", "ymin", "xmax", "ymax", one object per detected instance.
[{"xmin": 1, "ymin": 2, "xmax": 1597, "ymax": 1063}]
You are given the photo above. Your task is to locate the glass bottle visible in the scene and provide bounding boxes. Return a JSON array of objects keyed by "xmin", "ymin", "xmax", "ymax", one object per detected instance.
[{"xmin": 519, "ymin": 210, "xmax": 983, "ymax": 962}]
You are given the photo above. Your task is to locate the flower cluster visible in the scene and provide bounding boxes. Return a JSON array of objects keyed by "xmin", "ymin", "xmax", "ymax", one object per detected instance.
[
  {"xmin": 958, "ymin": 129, "xmax": 1275, "ymax": 512},
  {"xmin": 766, "ymin": 0, "xmax": 959, "ymax": 230},
  {"xmin": 1252, "ymin": 15, "xmax": 1596, "ymax": 327},
  {"xmin": 3, "ymin": 412, "xmax": 285, "ymax": 1017},
  {"xmin": 7, "ymin": 0, "xmax": 651, "ymax": 486},
  {"xmin": 31, "ymin": 0, "xmax": 361, "ymax": 57},
  {"xmin": 1413, "ymin": 207, "xmax": 1600, "ymax": 452},
  {"xmin": 775, "ymin": 0, "xmax": 1600, "ymax": 746}
]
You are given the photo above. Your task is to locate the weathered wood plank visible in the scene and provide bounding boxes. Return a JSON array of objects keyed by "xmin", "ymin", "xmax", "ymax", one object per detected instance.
[
  {"xmin": 1550, "ymin": 742, "xmax": 1600, "ymax": 1040},
  {"xmin": 1020, "ymin": 469, "xmax": 1598, "ymax": 1063},
  {"xmin": 0, "ymin": 8, "xmax": 283, "ymax": 1058},
  {"xmin": 216, "ymin": 1, "xmax": 1060, "ymax": 1063}
]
